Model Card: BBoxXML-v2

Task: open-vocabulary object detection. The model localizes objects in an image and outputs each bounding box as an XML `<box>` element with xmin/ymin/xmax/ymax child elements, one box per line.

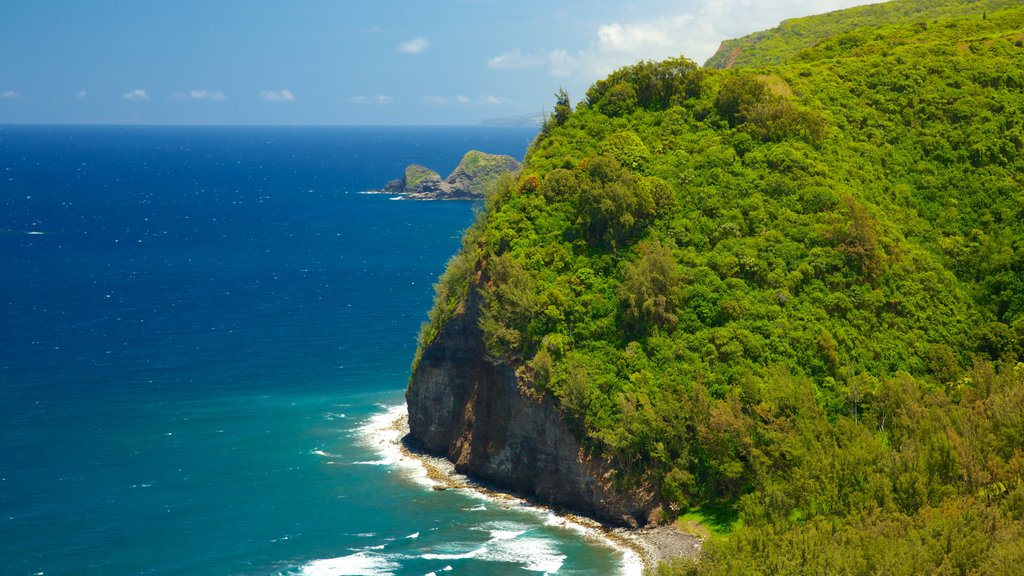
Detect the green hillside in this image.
<box><xmin>704</xmin><ymin>0</ymin><xmax>1021</xmax><ymax>69</ymax></box>
<box><xmin>416</xmin><ymin>1</ymin><xmax>1024</xmax><ymax>572</ymax></box>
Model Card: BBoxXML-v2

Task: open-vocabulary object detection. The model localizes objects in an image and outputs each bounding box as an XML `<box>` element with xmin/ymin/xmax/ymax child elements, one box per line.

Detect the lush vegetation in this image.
<box><xmin>403</xmin><ymin>163</ymin><xmax>440</xmax><ymax>190</ymax></box>
<box><xmin>448</xmin><ymin>150</ymin><xmax>522</xmax><ymax>196</ymax></box>
<box><xmin>415</xmin><ymin>0</ymin><xmax>1024</xmax><ymax>572</ymax></box>
<box><xmin>704</xmin><ymin>0</ymin><xmax>1021</xmax><ymax>69</ymax></box>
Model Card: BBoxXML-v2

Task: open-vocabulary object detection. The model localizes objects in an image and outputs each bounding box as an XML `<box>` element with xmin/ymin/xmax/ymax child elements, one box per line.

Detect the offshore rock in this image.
<box><xmin>406</xmin><ymin>291</ymin><xmax>656</xmax><ymax>527</ymax></box>
<box><xmin>380</xmin><ymin>150</ymin><xmax>520</xmax><ymax>200</ymax></box>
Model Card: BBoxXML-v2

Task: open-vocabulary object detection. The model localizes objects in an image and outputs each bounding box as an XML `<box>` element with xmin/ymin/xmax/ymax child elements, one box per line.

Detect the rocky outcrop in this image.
<box><xmin>405</xmin><ymin>290</ymin><xmax>657</xmax><ymax>527</ymax></box>
<box><xmin>381</xmin><ymin>151</ymin><xmax>520</xmax><ymax>200</ymax></box>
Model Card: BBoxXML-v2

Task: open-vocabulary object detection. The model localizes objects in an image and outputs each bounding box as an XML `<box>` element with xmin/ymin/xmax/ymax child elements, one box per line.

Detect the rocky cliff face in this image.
<box><xmin>406</xmin><ymin>291</ymin><xmax>656</xmax><ymax>527</ymax></box>
<box><xmin>381</xmin><ymin>151</ymin><xmax>520</xmax><ymax>200</ymax></box>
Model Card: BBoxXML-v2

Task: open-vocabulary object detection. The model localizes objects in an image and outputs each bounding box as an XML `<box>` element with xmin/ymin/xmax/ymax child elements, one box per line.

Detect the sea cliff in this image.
<box><xmin>406</xmin><ymin>289</ymin><xmax>656</xmax><ymax>527</ymax></box>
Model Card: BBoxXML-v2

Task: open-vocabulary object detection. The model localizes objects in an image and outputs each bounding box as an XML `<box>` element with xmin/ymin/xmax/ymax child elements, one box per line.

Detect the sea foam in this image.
<box><xmin>359</xmin><ymin>404</ymin><xmax>646</xmax><ymax>576</ymax></box>
<box><xmin>296</xmin><ymin>551</ymin><xmax>399</xmax><ymax>576</ymax></box>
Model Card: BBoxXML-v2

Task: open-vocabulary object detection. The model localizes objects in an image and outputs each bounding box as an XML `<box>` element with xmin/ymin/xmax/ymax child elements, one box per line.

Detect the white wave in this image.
<box><xmin>484</xmin><ymin>535</ymin><xmax>566</xmax><ymax>574</ymax></box>
<box><xmin>463</xmin><ymin>504</ymin><xmax>487</xmax><ymax>511</ymax></box>
<box><xmin>357</xmin><ymin>404</ymin><xmax>643</xmax><ymax>576</ymax></box>
<box><xmin>421</xmin><ymin>546</ymin><xmax>486</xmax><ymax>561</ymax></box>
<box><xmin>297</xmin><ymin>551</ymin><xmax>398</xmax><ymax>576</ymax></box>
<box><xmin>489</xmin><ymin>529</ymin><xmax>526</xmax><ymax>541</ymax></box>
<box><xmin>354</xmin><ymin>404</ymin><xmax>437</xmax><ymax>488</ymax></box>
<box><xmin>353</xmin><ymin>459</ymin><xmax>391</xmax><ymax>466</ymax></box>
<box><xmin>405</xmin><ymin>532</ymin><xmax>419</xmax><ymax>539</ymax></box>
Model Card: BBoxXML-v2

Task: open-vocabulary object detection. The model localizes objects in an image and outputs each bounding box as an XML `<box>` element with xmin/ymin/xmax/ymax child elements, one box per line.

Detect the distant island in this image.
<box><xmin>380</xmin><ymin>150</ymin><xmax>521</xmax><ymax>200</ymax></box>
<box><xmin>479</xmin><ymin>113</ymin><xmax>545</xmax><ymax>128</ymax></box>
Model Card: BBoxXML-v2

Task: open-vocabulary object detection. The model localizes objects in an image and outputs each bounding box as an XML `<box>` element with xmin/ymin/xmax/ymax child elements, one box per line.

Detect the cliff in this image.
<box><xmin>407</xmin><ymin>0</ymin><xmax>1024</xmax><ymax>570</ymax></box>
<box><xmin>383</xmin><ymin>150</ymin><xmax>521</xmax><ymax>200</ymax></box>
<box><xmin>406</xmin><ymin>289</ymin><xmax>656</xmax><ymax>527</ymax></box>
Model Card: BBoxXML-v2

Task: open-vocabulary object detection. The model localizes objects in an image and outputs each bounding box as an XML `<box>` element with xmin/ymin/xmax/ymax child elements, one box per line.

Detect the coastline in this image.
<box><xmin>358</xmin><ymin>403</ymin><xmax>701</xmax><ymax>574</ymax></box>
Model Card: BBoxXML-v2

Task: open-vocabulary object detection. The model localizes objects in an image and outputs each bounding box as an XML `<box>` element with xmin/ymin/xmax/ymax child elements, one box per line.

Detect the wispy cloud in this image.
<box><xmin>487</xmin><ymin>49</ymin><xmax>579</xmax><ymax>78</ymax></box>
<box><xmin>479</xmin><ymin>94</ymin><xmax>512</xmax><ymax>106</ymax></box>
<box><xmin>1</xmin><ymin>90</ymin><xmax>23</xmax><ymax>100</ymax></box>
<box><xmin>261</xmin><ymin>89</ymin><xmax>295</xmax><ymax>103</ymax></box>
<box><xmin>75</xmin><ymin>90</ymin><xmax>88</xmax><ymax>100</ymax></box>
<box><xmin>487</xmin><ymin>49</ymin><xmax>546</xmax><ymax>70</ymax></box>
<box><xmin>123</xmin><ymin>89</ymin><xmax>149</xmax><ymax>101</ymax></box>
<box><xmin>426</xmin><ymin>94</ymin><xmax>511</xmax><ymax>107</ymax></box>
<box><xmin>397</xmin><ymin>37</ymin><xmax>430</xmax><ymax>54</ymax></box>
<box><xmin>350</xmin><ymin>94</ymin><xmax>394</xmax><ymax>105</ymax></box>
<box><xmin>173</xmin><ymin>89</ymin><xmax>225</xmax><ymax>101</ymax></box>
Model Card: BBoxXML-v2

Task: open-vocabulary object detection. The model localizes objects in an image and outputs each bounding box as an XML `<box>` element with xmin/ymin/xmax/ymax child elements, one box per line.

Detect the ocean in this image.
<box><xmin>0</xmin><ymin>125</ymin><xmax>634</xmax><ymax>575</ymax></box>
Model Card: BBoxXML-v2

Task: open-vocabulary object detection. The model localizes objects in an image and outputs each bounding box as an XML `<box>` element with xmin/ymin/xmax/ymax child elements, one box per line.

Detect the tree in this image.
<box><xmin>619</xmin><ymin>240</ymin><xmax>680</xmax><ymax>334</ymax></box>
<box><xmin>543</xmin><ymin>88</ymin><xmax>573</xmax><ymax>133</ymax></box>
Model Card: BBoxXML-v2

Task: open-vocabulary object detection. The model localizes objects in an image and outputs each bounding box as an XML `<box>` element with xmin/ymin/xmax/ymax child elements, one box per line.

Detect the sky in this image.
<box><xmin>0</xmin><ymin>0</ymin><xmax>876</xmax><ymax>125</ymax></box>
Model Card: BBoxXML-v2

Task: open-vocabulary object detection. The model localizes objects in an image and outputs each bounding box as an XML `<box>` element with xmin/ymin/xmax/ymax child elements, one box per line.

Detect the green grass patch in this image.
<box><xmin>676</xmin><ymin>504</ymin><xmax>742</xmax><ymax>540</ymax></box>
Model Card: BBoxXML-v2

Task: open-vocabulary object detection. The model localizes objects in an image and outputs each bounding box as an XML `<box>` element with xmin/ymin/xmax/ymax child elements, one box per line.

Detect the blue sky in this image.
<box><xmin>0</xmin><ymin>0</ymin><xmax>873</xmax><ymax>125</ymax></box>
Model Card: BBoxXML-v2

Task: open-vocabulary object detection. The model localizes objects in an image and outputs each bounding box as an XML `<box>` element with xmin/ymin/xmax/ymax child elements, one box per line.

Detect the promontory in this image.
<box><xmin>408</xmin><ymin>0</ymin><xmax>1024</xmax><ymax>573</ymax></box>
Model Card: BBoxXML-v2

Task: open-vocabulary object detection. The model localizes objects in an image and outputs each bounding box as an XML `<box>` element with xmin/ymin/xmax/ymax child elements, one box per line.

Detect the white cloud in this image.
<box><xmin>350</xmin><ymin>94</ymin><xmax>394</xmax><ymax>105</ymax></box>
<box><xmin>423</xmin><ymin>94</ymin><xmax>510</xmax><ymax>107</ymax></box>
<box><xmin>397</xmin><ymin>37</ymin><xmax>430</xmax><ymax>54</ymax></box>
<box><xmin>596</xmin><ymin>16</ymin><xmax>693</xmax><ymax>54</ymax></box>
<box><xmin>487</xmin><ymin>48</ymin><xmax>580</xmax><ymax>78</ymax></box>
<box><xmin>487</xmin><ymin>0</ymin><xmax>877</xmax><ymax>83</ymax></box>
<box><xmin>1</xmin><ymin>90</ymin><xmax>22</xmax><ymax>99</ymax></box>
<box><xmin>123</xmin><ymin>88</ymin><xmax>149</xmax><ymax>100</ymax></box>
<box><xmin>487</xmin><ymin>49</ymin><xmax>545</xmax><ymax>70</ymax></box>
<box><xmin>261</xmin><ymin>89</ymin><xmax>295</xmax><ymax>102</ymax></box>
<box><xmin>479</xmin><ymin>94</ymin><xmax>512</xmax><ymax>106</ymax></box>
<box><xmin>173</xmin><ymin>89</ymin><xmax>225</xmax><ymax>101</ymax></box>
<box><xmin>548</xmin><ymin>50</ymin><xmax>579</xmax><ymax>78</ymax></box>
<box><xmin>75</xmin><ymin>90</ymin><xmax>87</xmax><ymax>99</ymax></box>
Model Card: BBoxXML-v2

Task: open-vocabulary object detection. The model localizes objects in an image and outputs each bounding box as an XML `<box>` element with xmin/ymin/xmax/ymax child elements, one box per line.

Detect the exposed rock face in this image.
<box><xmin>381</xmin><ymin>151</ymin><xmax>520</xmax><ymax>200</ymax></box>
<box><xmin>406</xmin><ymin>291</ymin><xmax>656</xmax><ymax>527</ymax></box>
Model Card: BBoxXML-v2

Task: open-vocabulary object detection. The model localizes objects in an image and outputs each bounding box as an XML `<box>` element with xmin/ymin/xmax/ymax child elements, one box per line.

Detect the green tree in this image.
<box><xmin>619</xmin><ymin>240</ymin><xmax>680</xmax><ymax>334</ymax></box>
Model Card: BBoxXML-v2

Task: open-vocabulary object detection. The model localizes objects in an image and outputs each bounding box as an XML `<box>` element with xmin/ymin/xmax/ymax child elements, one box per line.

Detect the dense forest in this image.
<box><xmin>414</xmin><ymin>0</ymin><xmax>1024</xmax><ymax>572</ymax></box>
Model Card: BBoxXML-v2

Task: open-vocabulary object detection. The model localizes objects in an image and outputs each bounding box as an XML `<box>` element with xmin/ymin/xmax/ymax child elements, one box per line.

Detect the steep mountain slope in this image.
<box><xmin>705</xmin><ymin>0</ymin><xmax>1021</xmax><ymax>69</ymax></box>
<box><xmin>409</xmin><ymin>0</ymin><xmax>1024</xmax><ymax>572</ymax></box>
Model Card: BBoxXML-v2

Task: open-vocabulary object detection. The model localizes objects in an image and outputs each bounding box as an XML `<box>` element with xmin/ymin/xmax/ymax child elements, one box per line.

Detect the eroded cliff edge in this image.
<box><xmin>405</xmin><ymin>290</ymin><xmax>656</xmax><ymax>527</ymax></box>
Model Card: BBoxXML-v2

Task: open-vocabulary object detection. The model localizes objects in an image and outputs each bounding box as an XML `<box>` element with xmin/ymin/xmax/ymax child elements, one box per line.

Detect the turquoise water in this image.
<box><xmin>0</xmin><ymin>126</ymin><xmax>631</xmax><ymax>575</ymax></box>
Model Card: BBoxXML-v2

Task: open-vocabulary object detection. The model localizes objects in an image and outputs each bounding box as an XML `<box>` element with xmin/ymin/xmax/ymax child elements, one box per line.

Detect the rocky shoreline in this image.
<box><xmin>360</xmin><ymin>403</ymin><xmax>701</xmax><ymax>574</ymax></box>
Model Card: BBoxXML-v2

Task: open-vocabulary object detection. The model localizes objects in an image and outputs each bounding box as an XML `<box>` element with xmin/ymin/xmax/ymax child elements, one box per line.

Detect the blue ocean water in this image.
<box><xmin>0</xmin><ymin>126</ymin><xmax>633</xmax><ymax>575</ymax></box>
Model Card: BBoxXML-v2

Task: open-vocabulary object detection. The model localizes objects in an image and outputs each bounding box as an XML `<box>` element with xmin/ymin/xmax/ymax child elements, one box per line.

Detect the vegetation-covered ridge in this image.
<box><xmin>704</xmin><ymin>0</ymin><xmax>1022</xmax><ymax>69</ymax></box>
<box><xmin>414</xmin><ymin>0</ymin><xmax>1024</xmax><ymax>572</ymax></box>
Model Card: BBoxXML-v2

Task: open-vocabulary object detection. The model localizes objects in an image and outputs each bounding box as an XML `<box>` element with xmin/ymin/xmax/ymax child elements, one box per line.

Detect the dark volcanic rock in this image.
<box><xmin>406</xmin><ymin>291</ymin><xmax>656</xmax><ymax>527</ymax></box>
